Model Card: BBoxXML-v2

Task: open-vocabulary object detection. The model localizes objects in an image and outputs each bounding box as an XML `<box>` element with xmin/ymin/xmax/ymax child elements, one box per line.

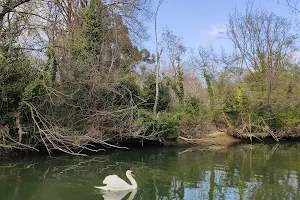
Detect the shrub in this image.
<box><xmin>137</xmin><ymin>109</ymin><xmax>179</xmax><ymax>141</ymax></box>
<box><xmin>170</xmin><ymin>97</ymin><xmax>209</xmax><ymax>125</ymax></box>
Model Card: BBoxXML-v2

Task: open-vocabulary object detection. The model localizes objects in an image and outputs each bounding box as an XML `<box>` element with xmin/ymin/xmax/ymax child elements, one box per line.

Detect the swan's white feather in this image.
<box><xmin>94</xmin><ymin>186</ymin><xmax>110</xmax><ymax>190</ymax></box>
<box><xmin>97</xmin><ymin>174</ymin><xmax>134</xmax><ymax>190</ymax></box>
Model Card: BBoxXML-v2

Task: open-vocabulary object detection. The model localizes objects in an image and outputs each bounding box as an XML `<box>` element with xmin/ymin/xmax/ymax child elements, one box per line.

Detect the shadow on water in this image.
<box><xmin>1</xmin><ymin>143</ymin><xmax>300</xmax><ymax>199</ymax></box>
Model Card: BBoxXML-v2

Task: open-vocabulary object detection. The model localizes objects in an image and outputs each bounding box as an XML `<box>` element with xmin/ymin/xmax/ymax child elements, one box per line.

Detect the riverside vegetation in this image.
<box><xmin>1</xmin><ymin>0</ymin><xmax>300</xmax><ymax>156</ymax></box>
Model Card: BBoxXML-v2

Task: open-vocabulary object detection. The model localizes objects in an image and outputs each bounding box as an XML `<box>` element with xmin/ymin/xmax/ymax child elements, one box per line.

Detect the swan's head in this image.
<box><xmin>126</xmin><ymin>170</ymin><xmax>135</xmax><ymax>177</ymax></box>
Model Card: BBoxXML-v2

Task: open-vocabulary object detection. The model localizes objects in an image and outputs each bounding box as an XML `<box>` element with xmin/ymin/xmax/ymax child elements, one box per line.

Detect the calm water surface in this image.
<box><xmin>1</xmin><ymin>143</ymin><xmax>300</xmax><ymax>200</ymax></box>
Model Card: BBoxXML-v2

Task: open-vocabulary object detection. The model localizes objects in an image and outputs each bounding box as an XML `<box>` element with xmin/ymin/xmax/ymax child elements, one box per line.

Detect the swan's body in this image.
<box><xmin>95</xmin><ymin>170</ymin><xmax>137</xmax><ymax>191</ymax></box>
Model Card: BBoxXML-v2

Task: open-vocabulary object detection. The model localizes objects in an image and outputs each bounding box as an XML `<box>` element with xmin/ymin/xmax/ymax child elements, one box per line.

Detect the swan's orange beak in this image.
<box><xmin>131</xmin><ymin>172</ymin><xmax>135</xmax><ymax>177</ymax></box>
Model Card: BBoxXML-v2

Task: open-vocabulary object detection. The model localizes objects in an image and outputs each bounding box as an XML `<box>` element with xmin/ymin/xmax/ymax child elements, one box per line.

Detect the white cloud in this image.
<box><xmin>207</xmin><ymin>25</ymin><xmax>226</xmax><ymax>38</ymax></box>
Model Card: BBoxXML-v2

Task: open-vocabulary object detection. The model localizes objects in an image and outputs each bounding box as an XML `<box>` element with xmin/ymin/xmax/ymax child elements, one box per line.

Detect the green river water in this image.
<box><xmin>1</xmin><ymin>143</ymin><xmax>300</xmax><ymax>200</ymax></box>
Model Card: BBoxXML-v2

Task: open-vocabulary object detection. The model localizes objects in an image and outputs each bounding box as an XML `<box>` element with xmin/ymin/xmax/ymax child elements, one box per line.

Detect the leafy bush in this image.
<box><xmin>0</xmin><ymin>48</ymin><xmax>37</xmax><ymax>125</ymax></box>
<box><xmin>171</xmin><ymin>97</ymin><xmax>209</xmax><ymax>124</ymax></box>
<box><xmin>137</xmin><ymin>109</ymin><xmax>179</xmax><ymax>141</ymax></box>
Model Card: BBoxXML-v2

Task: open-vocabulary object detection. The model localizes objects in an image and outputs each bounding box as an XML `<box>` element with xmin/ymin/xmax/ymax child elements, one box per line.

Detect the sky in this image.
<box><xmin>143</xmin><ymin>0</ymin><xmax>297</xmax><ymax>54</ymax></box>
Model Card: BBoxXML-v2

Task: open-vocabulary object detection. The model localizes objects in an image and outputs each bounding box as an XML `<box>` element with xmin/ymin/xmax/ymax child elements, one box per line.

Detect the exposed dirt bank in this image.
<box><xmin>178</xmin><ymin>130</ymin><xmax>242</xmax><ymax>147</ymax></box>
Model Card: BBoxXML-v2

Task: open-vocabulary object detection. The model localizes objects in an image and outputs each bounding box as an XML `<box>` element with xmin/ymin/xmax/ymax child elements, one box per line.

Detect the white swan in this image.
<box><xmin>95</xmin><ymin>170</ymin><xmax>137</xmax><ymax>191</ymax></box>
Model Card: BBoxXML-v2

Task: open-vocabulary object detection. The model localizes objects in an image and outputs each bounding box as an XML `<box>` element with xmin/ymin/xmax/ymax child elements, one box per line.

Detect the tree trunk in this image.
<box><xmin>153</xmin><ymin>0</ymin><xmax>163</xmax><ymax>116</ymax></box>
<box><xmin>16</xmin><ymin>113</ymin><xmax>23</xmax><ymax>143</ymax></box>
<box><xmin>204</xmin><ymin>70</ymin><xmax>214</xmax><ymax>111</ymax></box>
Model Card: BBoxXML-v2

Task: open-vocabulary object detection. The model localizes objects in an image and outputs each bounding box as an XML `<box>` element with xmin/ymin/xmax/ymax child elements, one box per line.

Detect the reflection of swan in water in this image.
<box><xmin>101</xmin><ymin>189</ymin><xmax>137</xmax><ymax>200</ymax></box>
<box><xmin>95</xmin><ymin>170</ymin><xmax>137</xmax><ymax>191</ymax></box>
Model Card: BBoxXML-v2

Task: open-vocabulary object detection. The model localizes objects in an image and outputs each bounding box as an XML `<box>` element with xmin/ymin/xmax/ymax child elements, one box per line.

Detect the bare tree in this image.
<box><xmin>162</xmin><ymin>28</ymin><xmax>186</xmax><ymax>80</ymax></box>
<box><xmin>282</xmin><ymin>0</ymin><xmax>300</xmax><ymax>13</ymax></box>
<box><xmin>192</xmin><ymin>46</ymin><xmax>218</xmax><ymax>111</ymax></box>
<box><xmin>0</xmin><ymin>0</ymin><xmax>31</xmax><ymax>33</ymax></box>
<box><xmin>228</xmin><ymin>10</ymin><xmax>296</xmax><ymax>72</ymax></box>
<box><xmin>227</xmin><ymin>9</ymin><xmax>297</xmax><ymax>102</ymax></box>
<box><xmin>153</xmin><ymin>0</ymin><xmax>163</xmax><ymax>116</ymax></box>
<box><xmin>161</xmin><ymin>28</ymin><xmax>186</xmax><ymax>104</ymax></box>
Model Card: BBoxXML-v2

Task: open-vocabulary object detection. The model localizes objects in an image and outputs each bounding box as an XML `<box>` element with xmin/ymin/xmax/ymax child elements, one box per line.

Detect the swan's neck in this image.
<box><xmin>126</xmin><ymin>174</ymin><xmax>137</xmax><ymax>189</ymax></box>
<box><xmin>127</xmin><ymin>189</ymin><xmax>137</xmax><ymax>200</ymax></box>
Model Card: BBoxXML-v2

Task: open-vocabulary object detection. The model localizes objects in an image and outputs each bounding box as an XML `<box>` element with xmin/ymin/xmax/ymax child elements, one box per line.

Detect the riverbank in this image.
<box><xmin>178</xmin><ymin>130</ymin><xmax>241</xmax><ymax>147</ymax></box>
<box><xmin>2</xmin><ymin>122</ymin><xmax>300</xmax><ymax>158</ymax></box>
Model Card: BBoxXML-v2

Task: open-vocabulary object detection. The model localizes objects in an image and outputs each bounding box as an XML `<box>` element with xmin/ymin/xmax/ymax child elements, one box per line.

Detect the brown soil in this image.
<box><xmin>179</xmin><ymin>130</ymin><xmax>241</xmax><ymax>147</ymax></box>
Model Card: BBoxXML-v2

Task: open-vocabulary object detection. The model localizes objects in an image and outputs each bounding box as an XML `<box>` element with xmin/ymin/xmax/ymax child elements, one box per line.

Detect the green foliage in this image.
<box><xmin>171</xmin><ymin>97</ymin><xmax>209</xmax><ymax>124</ymax></box>
<box><xmin>216</xmin><ymin>63</ymin><xmax>300</xmax><ymax>136</ymax></box>
<box><xmin>0</xmin><ymin>48</ymin><xmax>37</xmax><ymax>125</ymax></box>
<box><xmin>118</xmin><ymin>72</ymin><xmax>143</xmax><ymax>105</ymax></box>
<box><xmin>78</xmin><ymin>0</ymin><xmax>140</xmax><ymax>72</ymax></box>
<box><xmin>82</xmin><ymin>0</ymin><xmax>107</xmax><ymax>47</ymax></box>
<box><xmin>141</xmin><ymin>73</ymin><xmax>171</xmax><ymax>111</ymax></box>
<box><xmin>0</xmin><ymin>50</ymin><xmax>7</xmax><ymax>62</ymax></box>
<box><xmin>204</xmin><ymin>71</ymin><xmax>214</xmax><ymax>111</ymax></box>
<box><xmin>177</xmin><ymin>66</ymin><xmax>185</xmax><ymax>104</ymax></box>
<box><xmin>137</xmin><ymin>109</ymin><xmax>179</xmax><ymax>141</ymax></box>
<box><xmin>22</xmin><ymin>76</ymin><xmax>47</xmax><ymax>102</ymax></box>
<box><xmin>140</xmin><ymin>49</ymin><xmax>155</xmax><ymax>63</ymax></box>
<box><xmin>45</xmin><ymin>47</ymin><xmax>58</xmax><ymax>84</ymax></box>
<box><xmin>277</xmin><ymin>105</ymin><xmax>300</xmax><ymax>126</ymax></box>
<box><xmin>165</xmin><ymin>67</ymin><xmax>185</xmax><ymax>105</ymax></box>
<box><xmin>222</xmin><ymin>84</ymin><xmax>250</xmax><ymax>121</ymax></box>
